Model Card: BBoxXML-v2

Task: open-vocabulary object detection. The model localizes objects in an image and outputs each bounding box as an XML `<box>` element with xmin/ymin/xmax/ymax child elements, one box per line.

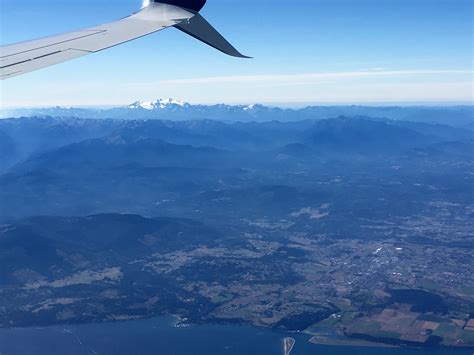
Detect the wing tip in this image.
<box><xmin>235</xmin><ymin>53</ymin><xmax>253</xmax><ymax>59</ymax></box>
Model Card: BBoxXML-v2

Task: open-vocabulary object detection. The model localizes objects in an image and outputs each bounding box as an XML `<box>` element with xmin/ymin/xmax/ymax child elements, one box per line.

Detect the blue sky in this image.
<box><xmin>1</xmin><ymin>0</ymin><xmax>472</xmax><ymax>107</ymax></box>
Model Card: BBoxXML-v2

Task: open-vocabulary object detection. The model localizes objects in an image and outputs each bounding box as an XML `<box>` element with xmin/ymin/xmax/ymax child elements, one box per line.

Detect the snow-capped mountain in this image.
<box><xmin>0</xmin><ymin>98</ymin><xmax>275</xmax><ymax>121</ymax></box>
<box><xmin>127</xmin><ymin>98</ymin><xmax>188</xmax><ymax>110</ymax></box>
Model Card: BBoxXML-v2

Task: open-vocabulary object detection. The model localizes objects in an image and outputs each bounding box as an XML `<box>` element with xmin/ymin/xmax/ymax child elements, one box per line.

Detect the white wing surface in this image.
<box><xmin>1</xmin><ymin>4</ymin><xmax>194</xmax><ymax>79</ymax></box>
<box><xmin>1</xmin><ymin>1</ymin><xmax>249</xmax><ymax>80</ymax></box>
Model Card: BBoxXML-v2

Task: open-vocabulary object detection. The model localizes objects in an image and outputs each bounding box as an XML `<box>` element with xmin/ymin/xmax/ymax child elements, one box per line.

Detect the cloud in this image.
<box><xmin>157</xmin><ymin>70</ymin><xmax>473</xmax><ymax>86</ymax></box>
<box><xmin>2</xmin><ymin>69</ymin><xmax>472</xmax><ymax>108</ymax></box>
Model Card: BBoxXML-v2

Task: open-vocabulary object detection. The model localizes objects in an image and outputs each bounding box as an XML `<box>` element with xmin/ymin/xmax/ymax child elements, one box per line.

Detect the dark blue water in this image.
<box><xmin>0</xmin><ymin>317</ymin><xmax>471</xmax><ymax>355</ymax></box>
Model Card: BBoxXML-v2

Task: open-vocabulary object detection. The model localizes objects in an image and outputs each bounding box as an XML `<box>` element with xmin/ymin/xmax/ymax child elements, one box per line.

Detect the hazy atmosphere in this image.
<box><xmin>1</xmin><ymin>0</ymin><xmax>473</xmax><ymax>107</ymax></box>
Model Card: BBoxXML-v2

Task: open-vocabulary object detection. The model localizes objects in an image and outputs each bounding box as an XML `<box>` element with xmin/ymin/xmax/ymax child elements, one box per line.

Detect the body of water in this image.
<box><xmin>0</xmin><ymin>317</ymin><xmax>472</xmax><ymax>355</ymax></box>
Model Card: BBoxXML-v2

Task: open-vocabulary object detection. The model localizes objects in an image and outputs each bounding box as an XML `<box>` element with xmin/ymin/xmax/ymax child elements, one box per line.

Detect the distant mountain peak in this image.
<box><xmin>2</xmin><ymin>103</ymin><xmax>473</xmax><ymax>127</ymax></box>
<box><xmin>127</xmin><ymin>98</ymin><xmax>188</xmax><ymax>110</ymax></box>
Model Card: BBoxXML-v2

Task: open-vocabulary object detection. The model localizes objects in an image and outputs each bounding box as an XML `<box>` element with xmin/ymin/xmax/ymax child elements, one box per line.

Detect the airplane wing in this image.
<box><xmin>0</xmin><ymin>0</ymin><xmax>249</xmax><ymax>80</ymax></box>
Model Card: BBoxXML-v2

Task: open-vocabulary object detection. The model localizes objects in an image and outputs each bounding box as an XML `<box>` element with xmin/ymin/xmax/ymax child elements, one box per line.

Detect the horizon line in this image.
<box><xmin>1</xmin><ymin>100</ymin><xmax>474</xmax><ymax>111</ymax></box>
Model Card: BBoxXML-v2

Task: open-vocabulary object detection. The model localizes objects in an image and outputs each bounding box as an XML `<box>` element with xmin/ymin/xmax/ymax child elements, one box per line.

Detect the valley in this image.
<box><xmin>0</xmin><ymin>111</ymin><xmax>473</xmax><ymax>348</ymax></box>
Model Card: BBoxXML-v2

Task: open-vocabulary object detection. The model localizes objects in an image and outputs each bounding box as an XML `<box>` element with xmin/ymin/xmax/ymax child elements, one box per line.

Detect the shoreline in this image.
<box><xmin>1</xmin><ymin>317</ymin><xmax>473</xmax><ymax>351</ymax></box>
<box><xmin>306</xmin><ymin>333</ymin><xmax>474</xmax><ymax>351</ymax></box>
<box><xmin>308</xmin><ymin>334</ymin><xmax>398</xmax><ymax>348</ymax></box>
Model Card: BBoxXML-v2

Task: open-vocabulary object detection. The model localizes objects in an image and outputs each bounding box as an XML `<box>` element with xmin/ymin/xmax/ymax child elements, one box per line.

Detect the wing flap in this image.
<box><xmin>0</xmin><ymin>31</ymin><xmax>104</xmax><ymax>68</ymax></box>
<box><xmin>0</xmin><ymin>30</ymin><xmax>105</xmax><ymax>58</ymax></box>
<box><xmin>1</xmin><ymin>49</ymin><xmax>90</xmax><ymax>79</ymax></box>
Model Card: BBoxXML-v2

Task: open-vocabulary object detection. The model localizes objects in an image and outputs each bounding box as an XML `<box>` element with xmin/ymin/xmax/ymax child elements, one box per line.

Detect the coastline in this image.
<box><xmin>1</xmin><ymin>316</ymin><xmax>473</xmax><ymax>352</ymax></box>
<box><xmin>306</xmin><ymin>332</ymin><xmax>474</xmax><ymax>351</ymax></box>
<box><xmin>309</xmin><ymin>334</ymin><xmax>398</xmax><ymax>348</ymax></box>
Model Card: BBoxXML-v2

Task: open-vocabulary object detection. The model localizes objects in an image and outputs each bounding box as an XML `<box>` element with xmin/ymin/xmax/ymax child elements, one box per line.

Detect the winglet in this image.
<box><xmin>174</xmin><ymin>14</ymin><xmax>251</xmax><ymax>58</ymax></box>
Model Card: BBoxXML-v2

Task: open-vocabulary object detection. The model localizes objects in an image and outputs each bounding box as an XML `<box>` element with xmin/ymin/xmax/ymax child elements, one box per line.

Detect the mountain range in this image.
<box><xmin>1</xmin><ymin>114</ymin><xmax>472</xmax><ymax>221</ymax></box>
<box><xmin>2</xmin><ymin>99</ymin><xmax>473</xmax><ymax>127</ymax></box>
<box><xmin>1</xmin><ymin>115</ymin><xmax>471</xmax><ymax>174</ymax></box>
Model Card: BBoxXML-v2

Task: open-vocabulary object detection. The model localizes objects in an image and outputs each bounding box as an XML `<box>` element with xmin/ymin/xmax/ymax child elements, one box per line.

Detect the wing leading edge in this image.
<box><xmin>0</xmin><ymin>1</ymin><xmax>249</xmax><ymax>80</ymax></box>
